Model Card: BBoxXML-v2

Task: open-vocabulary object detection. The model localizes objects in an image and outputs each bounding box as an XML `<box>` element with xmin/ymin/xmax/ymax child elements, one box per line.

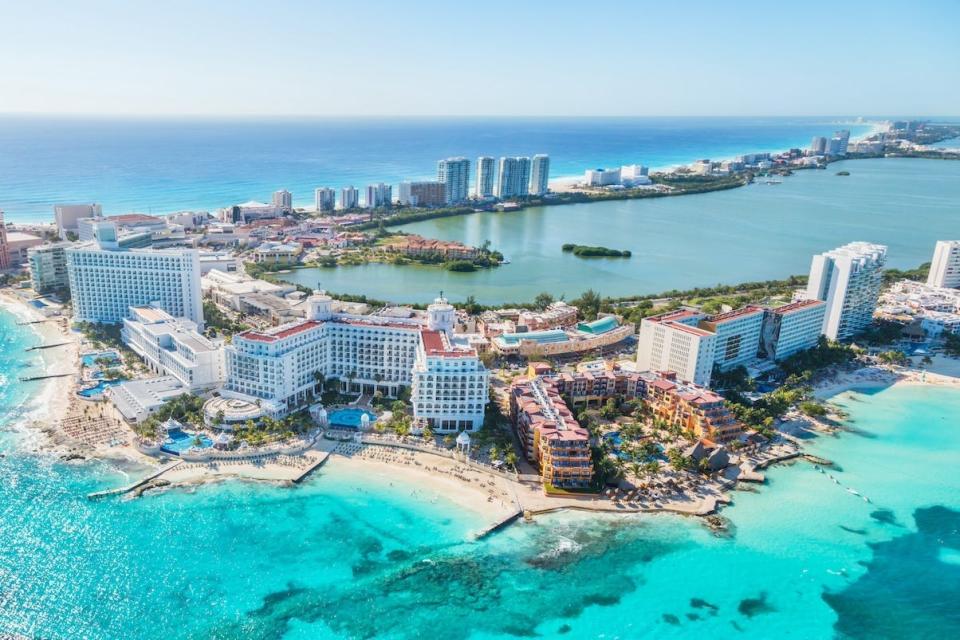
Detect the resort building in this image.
<box><xmin>201</xmin><ymin>269</ymin><xmax>296</xmax><ymax>313</ymax></box>
<box><xmin>2</xmin><ymin>231</ymin><xmax>44</xmax><ymax>268</ymax></box>
<box><xmin>636</xmin><ymin>310</ymin><xmax>716</xmax><ymax>386</ymax></box>
<box><xmin>197</xmin><ymin>251</ymin><xmax>239</xmax><ymax>275</ymax></box>
<box><xmin>0</xmin><ymin>210</ymin><xmax>8</xmax><ymax>270</ymax></box>
<box><xmin>549</xmin><ymin>368</ymin><xmax>647</xmax><ymax>406</ymax></box>
<box><xmin>108</xmin><ymin>376</ymin><xmax>189</xmax><ymax>424</ymax></box>
<box><xmin>475</xmin><ymin>156</ymin><xmax>496</xmax><ymax>198</ymax></box>
<box><xmin>220</xmin><ymin>201</ymin><xmax>282</xmax><ymax>224</ymax></box>
<box><xmin>272</xmin><ymin>190</ymin><xmax>293</xmax><ymax>214</ymax></box>
<box><xmin>809</xmin><ymin>136</ymin><xmax>827</xmax><ymax>155</ymax></box>
<box><xmin>645</xmin><ymin>375</ymin><xmax>742</xmax><ymax>442</ymax></box>
<box><xmin>215</xmin><ymin>294</ymin><xmax>488</xmax><ymax>431</ymax></box>
<box><xmin>758</xmin><ymin>300</ymin><xmax>827</xmax><ymax>361</ymax></box>
<box><xmin>927</xmin><ymin>240</ymin><xmax>960</xmax><ymax>289</ymax></box>
<box><xmin>584</xmin><ymin>167</ymin><xmax>621</xmax><ymax>187</ymax></box>
<box><xmin>55</xmin><ymin>203</ymin><xmax>101</xmax><ymax>239</ymax></box>
<box><xmin>529</xmin><ymin>154</ymin><xmax>550</xmax><ymax>196</ymax></box>
<box><xmin>385</xmin><ymin>235</ymin><xmax>479</xmax><ymax>260</ymax></box>
<box><xmin>516</xmin><ymin>301</ymin><xmax>579</xmax><ymax>332</ymax></box>
<box><xmin>250</xmin><ymin>241</ymin><xmax>302</xmax><ymax>265</ymax></box>
<box><xmin>492</xmin><ymin>316</ymin><xmax>634</xmax><ymax>358</ymax></box>
<box><xmin>806</xmin><ymin>241</ymin><xmax>887</xmax><ymax>340</ymax></box>
<box><xmin>510</xmin><ymin>377</ymin><xmax>593</xmax><ymax>489</ymax></box>
<box><xmin>339</xmin><ymin>187</ymin><xmax>359</xmax><ymax>210</ymax></box>
<box><xmin>364</xmin><ymin>183</ymin><xmax>392</xmax><ymax>209</ymax></box>
<box><xmin>437</xmin><ymin>157</ymin><xmax>471</xmax><ymax>204</ymax></box>
<box><xmin>27</xmin><ymin>242</ymin><xmax>72</xmax><ymax>294</ymax></box>
<box><xmin>65</xmin><ymin>237</ymin><xmax>204</xmax><ymax>326</ymax></box>
<box><xmin>122</xmin><ymin>305</ymin><xmax>225</xmax><ymax>392</ymax></box>
<box><xmin>495</xmin><ymin>157</ymin><xmax>531</xmax><ymax>198</ymax></box>
<box><xmin>698</xmin><ymin>306</ymin><xmax>764</xmax><ymax>371</ymax></box>
<box><xmin>314</xmin><ymin>187</ymin><xmax>336</xmax><ymax>212</ymax></box>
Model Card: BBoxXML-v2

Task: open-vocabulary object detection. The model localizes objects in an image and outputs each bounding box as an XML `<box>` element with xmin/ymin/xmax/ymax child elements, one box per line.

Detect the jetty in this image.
<box><xmin>19</xmin><ymin>372</ymin><xmax>73</xmax><ymax>382</ymax></box>
<box><xmin>17</xmin><ymin>319</ymin><xmax>49</xmax><ymax>325</ymax></box>
<box><xmin>87</xmin><ymin>461</ymin><xmax>182</xmax><ymax>500</ymax></box>
<box><xmin>292</xmin><ymin>450</ymin><xmax>331</xmax><ymax>483</ymax></box>
<box><xmin>474</xmin><ymin>509</ymin><xmax>523</xmax><ymax>539</ymax></box>
<box><xmin>25</xmin><ymin>342</ymin><xmax>72</xmax><ymax>351</ymax></box>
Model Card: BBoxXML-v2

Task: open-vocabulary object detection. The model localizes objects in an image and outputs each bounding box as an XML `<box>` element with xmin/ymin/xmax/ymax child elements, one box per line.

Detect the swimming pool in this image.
<box><xmin>160</xmin><ymin>429</ymin><xmax>213</xmax><ymax>455</ymax></box>
<box><xmin>81</xmin><ymin>351</ymin><xmax>121</xmax><ymax>368</ymax></box>
<box><xmin>29</xmin><ymin>299</ymin><xmax>48</xmax><ymax>309</ymax></box>
<box><xmin>77</xmin><ymin>379</ymin><xmax>126</xmax><ymax>398</ymax></box>
<box><xmin>328</xmin><ymin>408</ymin><xmax>377</xmax><ymax>429</ymax></box>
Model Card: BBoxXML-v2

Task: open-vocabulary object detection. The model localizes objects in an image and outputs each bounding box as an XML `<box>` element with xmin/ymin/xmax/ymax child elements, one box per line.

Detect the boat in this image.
<box><xmin>765</xmin><ymin>179</ymin><xmax>782</xmax><ymax>185</ymax></box>
<box><xmin>846</xmin><ymin>488</ymin><xmax>861</xmax><ymax>496</ymax></box>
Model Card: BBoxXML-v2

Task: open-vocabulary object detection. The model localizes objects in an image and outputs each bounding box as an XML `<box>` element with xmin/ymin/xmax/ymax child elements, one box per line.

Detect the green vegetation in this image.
<box><xmin>133</xmin><ymin>394</ymin><xmax>206</xmax><ymax>439</ymax></box>
<box><xmin>945</xmin><ymin>333</ymin><xmax>960</xmax><ymax>358</ymax></box>
<box><xmin>561</xmin><ymin>244</ymin><xmax>632</xmax><ymax>258</ymax></box>
<box><xmin>883</xmin><ymin>262</ymin><xmax>930</xmax><ymax>284</ymax></box>
<box><xmin>202</xmin><ymin>301</ymin><xmax>248</xmax><ymax>336</ymax></box>
<box><xmin>445</xmin><ymin>260</ymin><xmax>477</xmax><ymax>272</ymax></box>
<box><xmin>877</xmin><ymin>350</ymin><xmax>909</xmax><ymax>365</ymax></box>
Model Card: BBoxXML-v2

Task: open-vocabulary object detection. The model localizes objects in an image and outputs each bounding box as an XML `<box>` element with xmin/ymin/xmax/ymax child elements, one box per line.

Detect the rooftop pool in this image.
<box><xmin>328</xmin><ymin>408</ymin><xmax>377</xmax><ymax>429</ymax></box>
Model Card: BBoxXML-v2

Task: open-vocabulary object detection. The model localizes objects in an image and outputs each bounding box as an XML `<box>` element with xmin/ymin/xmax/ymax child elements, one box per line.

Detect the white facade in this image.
<box><xmin>584</xmin><ymin>168</ymin><xmax>621</xmax><ymax>186</ymax></box>
<box><xmin>272</xmin><ymin>189</ymin><xmax>293</xmax><ymax>213</ymax></box>
<box><xmin>314</xmin><ymin>187</ymin><xmax>336</xmax><ymax>212</ymax></box>
<box><xmin>759</xmin><ymin>300</ymin><xmax>827</xmax><ymax>361</ymax></box>
<box><xmin>475</xmin><ymin>156</ymin><xmax>496</xmax><ymax>198</ymax></box>
<box><xmin>411</xmin><ymin>329</ymin><xmax>489</xmax><ymax>431</ymax></box>
<box><xmin>222</xmin><ymin>295</ymin><xmax>488</xmax><ymax>430</ymax></box>
<box><xmin>700</xmin><ymin>307</ymin><xmax>765</xmax><ymax>371</ymax></box>
<box><xmin>496</xmin><ymin>157</ymin><xmax>531</xmax><ymax>198</ymax></box>
<box><xmin>122</xmin><ymin>306</ymin><xmax>225</xmax><ymax>391</ymax></box>
<box><xmin>529</xmin><ymin>154</ymin><xmax>550</xmax><ymax>196</ymax></box>
<box><xmin>437</xmin><ymin>157</ymin><xmax>471</xmax><ymax>204</ymax></box>
<box><xmin>364</xmin><ymin>183</ymin><xmax>392</xmax><ymax>208</ymax></box>
<box><xmin>108</xmin><ymin>376</ymin><xmax>187</xmax><ymax>423</ymax></box>
<box><xmin>28</xmin><ymin>242</ymin><xmax>71</xmax><ymax>293</ymax></box>
<box><xmin>66</xmin><ymin>244</ymin><xmax>204</xmax><ymax>326</ymax></box>
<box><xmin>927</xmin><ymin>240</ymin><xmax>960</xmax><ymax>289</ymax></box>
<box><xmin>55</xmin><ymin>203</ymin><xmax>101</xmax><ymax>238</ymax></box>
<box><xmin>637</xmin><ymin>310</ymin><xmax>716</xmax><ymax>387</ymax></box>
<box><xmin>806</xmin><ymin>242</ymin><xmax>887</xmax><ymax>340</ymax></box>
<box><xmin>339</xmin><ymin>186</ymin><xmax>359</xmax><ymax>210</ymax></box>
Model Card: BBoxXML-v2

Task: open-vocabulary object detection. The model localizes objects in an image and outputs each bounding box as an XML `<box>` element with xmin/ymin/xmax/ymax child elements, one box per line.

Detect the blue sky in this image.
<box><xmin>0</xmin><ymin>0</ymin><xmax>957</xmax><ymax>116</ymax></box>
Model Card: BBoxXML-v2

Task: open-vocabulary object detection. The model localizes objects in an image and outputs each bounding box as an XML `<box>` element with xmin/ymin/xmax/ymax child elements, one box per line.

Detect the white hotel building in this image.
<box><xmin>698</xmin><ymin>306</ymin><xmax>765</xmax><ymax>371</ymax></box>
<box><xmin>928</xmin><ymin>240</ymin><xmax>960</xmax><ymax>289</ymax></box>
<box><xmin>757</xmin><ymin>300</ymin><xmax>827</xmax><ymax>361</ymax></box>
<box><xmin>122</xmin><ymin>305</ymin><xmax>225</xmax><ymax>392</ymax></box>
<box><xmin>807</xmin><ymin>242</ymin><xmax>887</xmax><ymax>340</ymax></box>
<box><xmin>65</xmin><ymin>231</ymin><xmax>204</xmax><ymax>326</ymax></box>
<box><xmin>215</xmin><ymin>295</ymin><xmax>488</xmax><ymax>431</ymax></box>
<box><xmin>637</xmin><ymin>309</ymin><xmax>717</xmax><ymax>387</ymax></box>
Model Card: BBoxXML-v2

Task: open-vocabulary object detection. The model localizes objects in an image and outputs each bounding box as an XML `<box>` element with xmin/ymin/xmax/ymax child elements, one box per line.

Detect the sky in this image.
<box><xmin>0</xmin><ymin>0</ymin><xmax>957</xmax><ymax>117</ymax></box>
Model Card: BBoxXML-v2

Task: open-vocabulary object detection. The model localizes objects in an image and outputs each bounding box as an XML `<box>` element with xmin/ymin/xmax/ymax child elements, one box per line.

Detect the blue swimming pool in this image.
<box><xmin>328</xmin><ymin>408</ymin><xmax>377</xmax><ymax>429</ymax></box>
<box><xmin>77</xmin><ymin>379</ymin><xmax>126</xmax><ymax>398</ymax></box>
<box><xmin>81</xmin><ymin>351</ymin><xmax>121</xmax><ymax>368</ymax></box>
<box><xmin>161</xmin><ymin>429</ymin><xmax>213</xmax><ymax>455</ymax></box>
<box><xmin>29</xmin><ymin>299</ymin><xmax>48</xmax><ymax>309</ymax></box>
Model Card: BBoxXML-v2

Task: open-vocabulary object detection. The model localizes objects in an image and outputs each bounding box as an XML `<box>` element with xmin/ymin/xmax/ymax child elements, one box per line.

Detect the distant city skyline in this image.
<box><xmin>1</xmin><ymin>0</ymin><xmax>957</xmax><ymax>117</ymax></box>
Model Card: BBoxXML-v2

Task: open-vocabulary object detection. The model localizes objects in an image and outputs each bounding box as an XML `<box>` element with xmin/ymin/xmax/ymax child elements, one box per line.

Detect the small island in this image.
<box><xmin>562</xmin><ymin>243</ymin><xmax>632</xmax><ymax>258</ymax></box>
<box><xmin>836</xmin><ymin>170</ymin><xmax>851</xmax><ymax>176</ymax></box>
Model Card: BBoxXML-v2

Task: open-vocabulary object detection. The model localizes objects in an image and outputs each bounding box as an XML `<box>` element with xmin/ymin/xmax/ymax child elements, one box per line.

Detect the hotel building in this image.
<box><xmin>315</xmin><ymin>187</ymin><xmax>336</xmax><ymax>212</ymax></box>
<box><xmin>217</xmin><ymin>295</ymin><xmax>488</xmax><ymax>431</ymax></box>
<box><xmin>402</xmin><ymin>181</ymin><xmax>446</xmax><ymax>208</ymax></box>
<box><xmin>437</xmin><ymin>157</ymin><xmax>471</xmax><ymax>204</ymax></box>
<box><xmin>65</xmin><ymin>229</ymin><xmax>203</xmax><ymax>326</ymax></box>
<box><xmin>496</xmin><ymin>157</ymin><xmax>531</xmax><ymax>198</ymax></box>
<box><xmin>55</xmin><ymin>203</ymin><xmax>102</xmax><ymax>239</ymax></box>
<box><xmin>636</xmin><ymin>309</ymin><xmax>717</xmax><ymax>386</ymax></box>
<box><xmin>122</xmin><ymin>306</ymin><xmax>225</xmax><ymax>392</ymax></box>
<box><xmin>339</xmin><ymin>187</ymin><xmax>359</xmax><ymax>210</ymax></box>
<box><xmin>272</xmin><ymin>189</ymin><xmax>293</xmax><ymax>214</ymax></box>
<box><xmin>364</xmin><ymin>183</ymin><xmax>392</xmax><ymax>209</ymax></box>
<box><xmin>475</xmin><ymin>156</ymin><xmax>496</xmax><ymax>198</ymax></box>
<box><xmin>928</xmin><ymin>241</ymin><xmax>960</xmax><ymax>289</ymax></box>
<box><xmin>645</xmin><ymin>376</ymin><xmax>742</xmax><ymax>442</ymax></box>
<box><xmin>529</xmin><ymin>154</ymin><xmax>550</xmax><ymax>196</ymax></box>
<box><xmin>758</xmin><ymin>300</ymin><xmax>827</xmax><ymax>361</ymax></box>
<box><xmin>806</xmin><ymin>242</ymin><xmax>887</xmax><ymax>340</ymax></box>
<box><xmin>698</xmin><ymin>306</ymin><xmax>764</xmax><ymax>371</ymax></box>
<box><xmin>27</xmin><ymin>242</ymin><xmax>72</xmax><ymax>293</ymax></box>
<box><xmin>0</xmin><ymin>210</ymin><xmax>8</xmax><ymax>270</ymax></box>
<box><xmin>510</xmin><ymin>377</ymin><xmax>593</xmax><ymax>489</ymax></box>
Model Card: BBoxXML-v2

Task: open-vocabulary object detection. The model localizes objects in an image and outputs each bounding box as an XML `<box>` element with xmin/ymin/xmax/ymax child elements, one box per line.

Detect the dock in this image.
<box><xmin>292</xmin><ymin>450</ymin><xmax>331</xmax><ymax>483</ymax></box>
<box><xmin>474</xmin><ymin>509</ymin><xmax>523</xmax><ymax>540</ymax></box>
<box><xmin>17</xmin><ymin>319</ymin><xmax>49</xmax><ymax>325</ymax></box>
<box><xmin>86</xmin><ymin>461</ymin><xmax>182</xmax><ymax>500</ymax></box>
<box><xmin>19</xmin><ymin>372</ymin><xmax>73</xmax><ymax>382</ymax></box>
<box><xmin>25</xmin><ymin>342</ymin><xmax>72</xmax><ymax>351</ymax></box>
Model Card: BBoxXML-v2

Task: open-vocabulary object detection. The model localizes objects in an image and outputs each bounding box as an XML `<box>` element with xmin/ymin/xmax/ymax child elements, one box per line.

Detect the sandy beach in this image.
<box><xmin>813</xmin><ymin>354</ymin><xmax>960</xmax><ymax>400</ymax></box>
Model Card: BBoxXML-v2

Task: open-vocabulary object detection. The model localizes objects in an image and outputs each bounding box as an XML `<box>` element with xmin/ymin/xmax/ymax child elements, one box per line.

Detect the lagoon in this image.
<box><xmin>282</xmin><ymin>157</ymin><xmax>960</xmax><ymax>305</ymax></box>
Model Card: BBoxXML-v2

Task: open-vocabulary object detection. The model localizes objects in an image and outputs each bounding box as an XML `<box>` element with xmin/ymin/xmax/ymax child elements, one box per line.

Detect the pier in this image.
<box><xmin>87</xmin><ymin>461</ymin><xmax>182</xmax><ymax>500</ymax></box>
<box><xmin>474</xmin><ymin>509</ymin><xmax>523</xmax><ymax>540</ymax></box>
<box><xmin>25</xmin><ymin>342</ymin><xmax>72</xmax><ymax>351</ymax></box>
<box><xmin>19</xmin><ymin>372</ymin><xmax>73</xmax><ymax>382</ymax></box>
<box><xmin>17</xmin><ymin>319</ymin><xmax>49</xmax><ymax>325</ymax></box>
<box><xmin>292</xmin><ymin>450</ymin><xmax>331</xmax><ymax>483</ymax></box>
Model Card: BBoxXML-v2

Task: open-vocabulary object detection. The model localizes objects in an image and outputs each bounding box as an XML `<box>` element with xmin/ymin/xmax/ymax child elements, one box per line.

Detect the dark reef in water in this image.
<box><xmin>869</xmin><ymin>508</ymin><xmax>902</xmax><ymax>527</ymax></box>
<box><xmin>737</xmin><ymin>592</ymin><xmax>776</xmax><ymax>618</ymax></box>
<box><xmin>839</xmin><ymin>525</ymin><xmax>867</xmax><ymax>535</ymax></box>
<box><xmin>824</xmin><ymin>505</ymin><xmax>960</xmax><ymax>639</ymax></box>
<box><xmin>662</xmin><ymin>613</ymin><xmax>681</xmax><ymax>625</ymax></box>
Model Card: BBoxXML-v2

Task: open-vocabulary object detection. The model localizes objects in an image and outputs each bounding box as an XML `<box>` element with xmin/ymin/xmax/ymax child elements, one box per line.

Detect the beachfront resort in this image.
<box><xmin>2</xmin><ymin>122</ymin><xmax>960</xmax><ymax>526</ymax></box>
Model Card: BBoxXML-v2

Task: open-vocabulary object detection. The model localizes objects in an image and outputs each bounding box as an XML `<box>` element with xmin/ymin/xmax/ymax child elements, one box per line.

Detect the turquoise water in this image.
<box><xmin>81</xmin><ymin>351</ymin><xmax>120</xmax><ymax>367</ymax></box>
<box><xmin>160</xmin><ymin>429</ymin><xmax>214</xmax><ymax>455</ymax></box>
<box><xmin>2</xmin><ymin>304</ymin><xmax>960</xmax><ymax>638</ymax></box>
<box><xmin>284</xmin><ymin>157</ymin><xmax>960</xmax><ymax>304</ymax></box>
<box><xmin>0</xmin><ymin>116</ymin><xmax>874</xmax><ymax>223</ymax></box>
<box><xmin>77</xmin><ymin>378</ymin><xmax>126</xmax><ymax>398</ymax></box>
<box><xmin>328</xmin><ymin>408</ymin><xmax>377</xmax><ymax>429</ymax></box>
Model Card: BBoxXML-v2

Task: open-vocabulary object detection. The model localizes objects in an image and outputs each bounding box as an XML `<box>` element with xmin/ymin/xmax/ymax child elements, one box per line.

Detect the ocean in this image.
<box><xmin>0</xmin><ymin>116</ymin><xmax>873</xmax><ymax>223</ymax></box>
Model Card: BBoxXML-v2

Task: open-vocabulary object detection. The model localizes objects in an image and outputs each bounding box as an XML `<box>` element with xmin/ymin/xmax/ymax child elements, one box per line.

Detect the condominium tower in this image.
<box><xmin>437</xmin><ymin>157</ymin><xmax>471</xmax><ymax>204</ymax></box>
<box><xmin>529</xmin><ymin>154</ymin><xmax>550</xmax><ymax>196</ymax></box>
<box><xmin>272</xmin><ymin>190</ymin><xmax>293</xmax><ymax>214</ymax></box>
<box><xmin>339</xmin><ymin>186</ymin><xmax>359</xmax><ymax>210</ymax></box>
<box><xmin>495</xmin><ymin>156</ymin><xmax>531</xmax><ymax>198</ymax></box>
<box><xmin>927</xmin><ymin>241</ymin><xmax>960</xmax><ymax>289</ymax></box>
<box><xmin>806</xmin><ymin>242</ymin><xmax>887</xmax><ymax>340</ymax></box>
<box><xmin>475</xmin><ymin>156</ymin><xmax>496</xmax><ymax>198</ymax></box>
<box><xmin>314</xmin><ymin>188</ymin><xmax>336</xmax><ymax>212</ymax></box>
<box><xmin>55</xmin><ymin>203</ymin><xmax>102</xmax><ymax>239</ymax></box>
<box><xmin>365</xmin><ymin>183</ymin><xmax>392</xmax><ymax>209</ymax></box>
